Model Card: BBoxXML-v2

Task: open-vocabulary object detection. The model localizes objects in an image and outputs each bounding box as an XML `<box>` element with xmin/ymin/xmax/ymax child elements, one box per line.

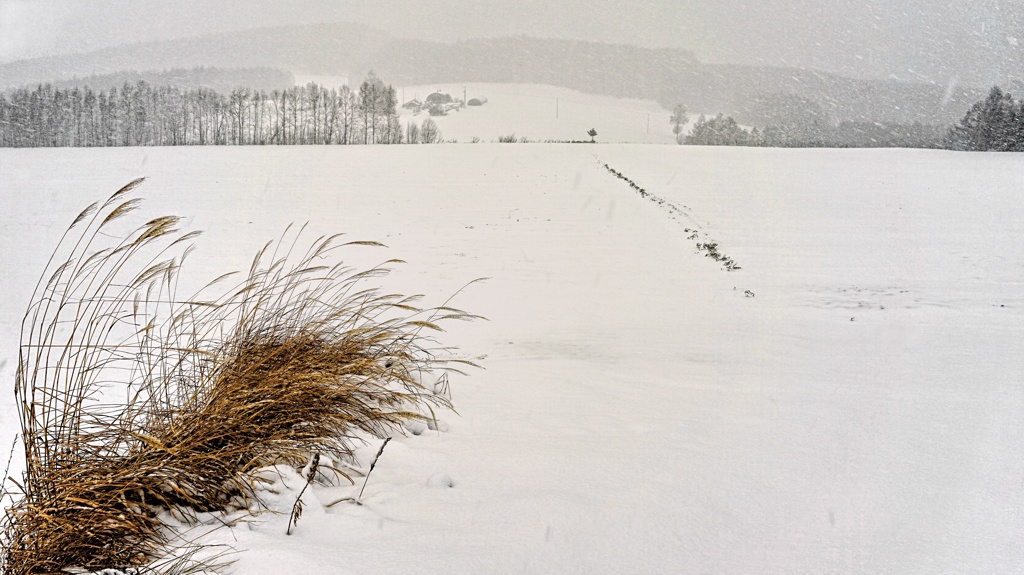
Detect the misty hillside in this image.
<box><xmin>665</xmin><ymin>64</ymin><xmax>982</xmax><ymax>126</ymax></box>
<box><xmin>0</xmin><ymin>23</ymin><xmax>390</xmax><ymax>90</ymax></box>
<box><xmin>366</xmin><ymin>36</ymin><xmax>698</xmax><ymax>102</ymax></box>
<box><xmin>0</xmin><ymin>22</ymin><xmax>984</xmax><ymax>126</ymax></box>
<box><xmin>374</xmin><ymin>38</ymin><xmax>981</xmax><ymax>126</ymax></box>
<box><xmin>45</xmin><ymin>67</ymin><xmax>294</xmax><ymax>93</ymax></box>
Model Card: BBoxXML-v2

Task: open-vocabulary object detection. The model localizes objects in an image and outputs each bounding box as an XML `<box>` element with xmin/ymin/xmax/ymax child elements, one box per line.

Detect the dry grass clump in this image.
<box><xmin>0</xmin><ymin>179</ymin><xmax>477</xmax><ymax>574</ymax></box>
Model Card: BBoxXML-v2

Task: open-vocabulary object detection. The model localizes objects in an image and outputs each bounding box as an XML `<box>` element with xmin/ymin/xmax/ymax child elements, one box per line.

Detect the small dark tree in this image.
<box><xmin>587</xmin><ymin>128</ymin><xmax>597</xmax><ymax>143</ymax></box>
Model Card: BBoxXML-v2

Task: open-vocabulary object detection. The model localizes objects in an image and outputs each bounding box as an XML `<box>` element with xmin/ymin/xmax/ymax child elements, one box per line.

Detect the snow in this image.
<box><xmin>1</xmin><ymin>143</ymin><xmax>1023</xmax><ymax>574</ymax></box>
<box><xmin>397</xmin><ymin>83</ymin><xmax>680</xmax><ymax>144</ymax></box>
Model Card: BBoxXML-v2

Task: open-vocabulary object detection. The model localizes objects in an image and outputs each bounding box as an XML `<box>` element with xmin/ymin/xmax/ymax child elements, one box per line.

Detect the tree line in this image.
<box><xmin>0</xmin><ymin>72</ymin><xmax>444</xmax><ymax>148</ymax></box>
<box><xmin>680</xmin><ymin>113</ymin><xmax>946</xmax><ymax>148</ymax></box>
<box><xmin>677</xmin><ymin>86</ymin><xmax>1024</xmax><ymax>151</ymax></box>
<box><xmin>675</xmin><ymin>93</ymin><xmax>948</xmax><ymax>149</ymax></box>
<box><xmin>944</xmin><ymin>86</ymin><xmax>1024</xmax><ymax>151</ymax></box>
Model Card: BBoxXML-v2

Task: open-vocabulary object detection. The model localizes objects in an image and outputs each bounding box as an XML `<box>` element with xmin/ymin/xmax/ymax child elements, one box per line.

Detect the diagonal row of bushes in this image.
<box><xmin>602</xmin><ymin>162</ymin><xmax>740</xmax><ymax>271</ymax></box>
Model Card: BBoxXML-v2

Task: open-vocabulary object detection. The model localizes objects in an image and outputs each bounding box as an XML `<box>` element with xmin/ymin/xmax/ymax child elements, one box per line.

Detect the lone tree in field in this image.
<box><xmin>670</xmin><ymin>104</ymin><xmax>688</xmax><ymax>144</ymax></box>
<box><xmin>420</xmin><ymin>117</ymin><xmax>442</xmax><ymax>144</ymax></box>
<box><xmin>587</xmin><ymin>128</ymin><xmax>597</xmax><ymax>143</ymax></box>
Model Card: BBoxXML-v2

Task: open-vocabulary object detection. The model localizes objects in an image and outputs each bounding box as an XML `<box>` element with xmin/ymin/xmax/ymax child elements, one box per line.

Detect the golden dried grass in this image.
<box><xmin>1</xmin><ymin>179</ymin><xmax>478</xmax><ymax>574</ymax></box>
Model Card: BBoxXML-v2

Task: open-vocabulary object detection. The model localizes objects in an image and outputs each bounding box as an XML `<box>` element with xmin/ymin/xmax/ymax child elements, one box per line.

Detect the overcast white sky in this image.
<box><xmin>1</xmin><ymin>0</ymin><xmax>1021</xmax><ymax>85</ymax></box>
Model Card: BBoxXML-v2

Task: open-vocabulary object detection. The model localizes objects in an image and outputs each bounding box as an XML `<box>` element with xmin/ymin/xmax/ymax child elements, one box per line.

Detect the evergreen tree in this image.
<box><xmin>946</xmin><ymin>86</ymin><xmax>1021</xmax><ymax>151</ymax></box>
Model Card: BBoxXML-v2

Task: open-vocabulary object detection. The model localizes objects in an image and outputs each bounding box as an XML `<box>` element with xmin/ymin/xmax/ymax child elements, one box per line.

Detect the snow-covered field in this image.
<box><xmin>1</xmin><ymin>143</ymin><xmax>1023</xmax><ymax>574</ymax></box>
<box><xmin>398</xmin><ymin>83</ymin><xmax>679</xmax><ymax>144</ymax></box>
<box><xmin>292</xmin><ymin>80</ymin><xmax>684</xmax><ymax>143</ymax></box>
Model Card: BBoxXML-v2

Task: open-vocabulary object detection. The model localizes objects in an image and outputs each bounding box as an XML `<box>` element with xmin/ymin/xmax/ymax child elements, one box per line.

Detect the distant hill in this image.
<box><xmin>45</xmin><ymin>67</ymin><xmax>294</xmax><ymax>93</ymax></box>
<box><xmin>660</xmin><ymin>64</ymin><xmax>981</xmax><ymax>126</ymax></box>
<box><xmin>371</xmin><ymin>38</ymin><xmax>980</xmax><ymax>126</ymax></box>
<box><xmin>0</xmin><ymin>22</ymin><xmax>983</xmax><ymax>126</ymax></box>
<box><xmin>0</xmin><ymin>23</ymin><xmax>389</xmax><ymax>90</ymax></box>
<box><xmin>364</xmin><ymin>36</ymin><xmax>699</xmax><ymax>102</ymax></box>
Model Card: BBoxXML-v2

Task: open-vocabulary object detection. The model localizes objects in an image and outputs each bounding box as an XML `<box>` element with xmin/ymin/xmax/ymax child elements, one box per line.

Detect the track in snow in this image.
<box><xmin>599</xmin><ymin>159</ymin><xmax>752</xmax><ymax>296</ymax></box>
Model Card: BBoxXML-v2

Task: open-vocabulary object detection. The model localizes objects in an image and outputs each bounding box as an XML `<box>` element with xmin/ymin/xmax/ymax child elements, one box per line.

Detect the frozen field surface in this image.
<box><xmin>1</xmin><ymin>144</ymin><xmax>1023</xmax><ymax>574</ymax></box>
<box><xmin>397</xmin><ymin>83</ymin><xmax>680</xmax><ymax>144</ymax></box>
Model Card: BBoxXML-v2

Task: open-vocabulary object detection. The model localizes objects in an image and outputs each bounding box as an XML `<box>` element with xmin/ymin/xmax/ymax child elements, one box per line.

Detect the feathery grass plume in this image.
<box><xmin>1</xmin><ymin>181</ymin><xmax>479</xmax><ymax>574</ymax></box>
<box><xmin>287</xmin><ymin>453</ymin><xmax>319</xmax><ymax>536</ymax></box>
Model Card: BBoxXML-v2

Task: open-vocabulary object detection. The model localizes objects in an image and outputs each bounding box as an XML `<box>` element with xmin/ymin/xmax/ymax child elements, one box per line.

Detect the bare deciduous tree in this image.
<box><xmin>420</xmin><ymin>117</ymin><xmax>441</xmax><ymax>144</ymax></box>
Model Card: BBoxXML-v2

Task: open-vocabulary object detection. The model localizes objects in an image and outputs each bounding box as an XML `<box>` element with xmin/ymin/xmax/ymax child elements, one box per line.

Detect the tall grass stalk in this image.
<box><xmin>0</xmin><ymin>180</ymin><xmax>478</xmax><ymax>574</ymax></box>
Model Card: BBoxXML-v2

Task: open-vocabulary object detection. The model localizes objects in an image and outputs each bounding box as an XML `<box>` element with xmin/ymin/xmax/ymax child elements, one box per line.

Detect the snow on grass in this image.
<box><xmin>1</xmin><ymin>144</ymin><xmax>1023</xmax><ymax>574</ymax></box>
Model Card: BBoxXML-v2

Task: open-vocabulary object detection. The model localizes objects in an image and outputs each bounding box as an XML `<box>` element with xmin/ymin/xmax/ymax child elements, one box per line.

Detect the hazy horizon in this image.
<box><xmin>1</xmin><ymin>0</ymin><xmax>1021</xmax><ymax>87</ymax></box>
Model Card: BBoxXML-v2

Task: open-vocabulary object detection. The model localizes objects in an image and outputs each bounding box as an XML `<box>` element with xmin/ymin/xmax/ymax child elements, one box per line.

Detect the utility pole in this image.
<box><xmin>463</xmin><ymin>86</ymin><xmax>467</xmax><ymax>107</ymax></box>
